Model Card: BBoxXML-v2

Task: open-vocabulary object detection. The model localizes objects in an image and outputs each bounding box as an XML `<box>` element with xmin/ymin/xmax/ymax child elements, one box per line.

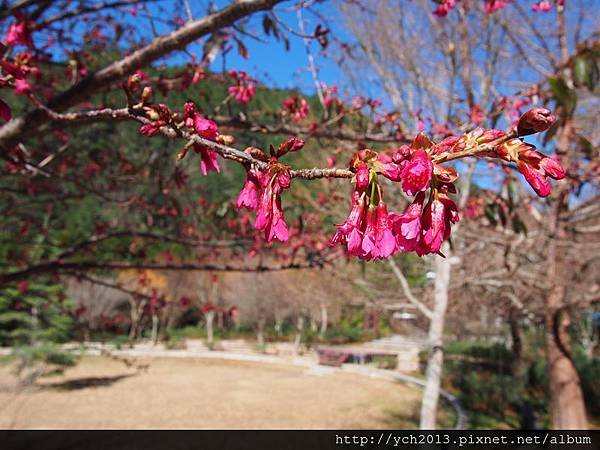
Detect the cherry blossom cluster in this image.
<box><xmin>228</xmin><ymin>70</ymin><xmax>256</xmax><ymax>104</ymax></box>
<box><xmin>236</xmin><ymin>137</ymin><xmax>305</xmax><ymax>242</ymax></box>
<box><xmin>4</xmin><ymin>14</ymin><xmax>33</xmax><ymax>48</ymax></box>
<box><xmin>134</xmin><ymin>85</ymin><xmax>228</xmax><ymax>177</ymax></box>
<box><xmin>282</xmin><ymin>95</ymin><xmax>310</xmax><ymax>121</ymax></box>
<box><xmin>0</xmin><ymin>51</ymin><xmax>40</xmax><ymax>120</ymax></box>
<box><xmin>330</xmin><ymin>136</ymin><xmax>460</xmax><ymax>259</ymax></box>
<box><xmin>182</xmin><ymin>101</ymin><xmax>222</xmax><ymax>175</ymax></box>
<box><xmin>431</xmin><ymin>0</ymin><xmax>562</xmax><ymax>16</ymax></box>
<box><xmin>134</xmin><ymin>83</ymin><xmax>564</xmax><ymax>260</ymax></box>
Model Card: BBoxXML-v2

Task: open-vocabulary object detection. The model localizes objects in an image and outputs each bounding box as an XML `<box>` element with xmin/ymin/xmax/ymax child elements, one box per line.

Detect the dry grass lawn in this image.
<box><xmin>0</xmin><ymin>356</ymin><xmax>424</xmax><ymax>429</ymax></box>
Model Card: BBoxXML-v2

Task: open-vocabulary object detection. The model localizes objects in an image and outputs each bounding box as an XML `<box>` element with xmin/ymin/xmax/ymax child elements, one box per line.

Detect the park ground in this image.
<box><xmin>0</xmin><ymin>355</ymin><xmax>441</xmax><ymax>429</ymax></box>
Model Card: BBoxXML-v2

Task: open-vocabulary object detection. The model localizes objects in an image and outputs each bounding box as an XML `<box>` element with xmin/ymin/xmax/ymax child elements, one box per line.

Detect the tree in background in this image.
<box><xmin>0</xmin><ymin>0</ymin><xmax>595</xmax><ymax>430</ymax></box>
<box><xmin>339</xmin><ymin>0</ymin><xmax>598</xmax><ymax>428</ymax></box>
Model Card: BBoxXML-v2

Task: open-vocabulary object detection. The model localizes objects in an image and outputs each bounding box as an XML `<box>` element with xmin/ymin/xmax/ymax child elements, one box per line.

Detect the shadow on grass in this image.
<box><xmin>44</xmin><ymin>373</ymin><xmax>137</xmax><ymax>391</ymax></box>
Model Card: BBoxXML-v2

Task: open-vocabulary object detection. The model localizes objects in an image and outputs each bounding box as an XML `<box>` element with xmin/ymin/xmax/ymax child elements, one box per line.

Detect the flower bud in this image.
<box><xmin>245</xmin><ymin>146</ymin><xmax>269</xmax><ymax>162</ymax></box>
<box><xmin>392</xmin><ymin>145</ymin><xmax>411</xmax><ymax>163</ymax></box>
<box><xmin>141</xmin><ymin>86</ymin><xmax>153</xmax><ymax>103</ymax></box>
<box><xmin>127</xmin><ymin>73</ymin><xmax>141</xmax><ymax>90</ymax></box>
<box><xmin>147</xmin><ymin>109</ymin><xmax>160</xmax><ymax>121</ymax></box>
<box><xmin>278</xmin><ymin>137</ymin><xmax>305</xmax><ymax>156</ymax></box>
<box><xmin>517</xmin><ymin>108</ymin><xmax>556</xmax><ymax>136</ymax></box>
<box><xmin>217</xmin><ymin>134</ymin><xmax>235</xmax><ymax>145</ymax></box>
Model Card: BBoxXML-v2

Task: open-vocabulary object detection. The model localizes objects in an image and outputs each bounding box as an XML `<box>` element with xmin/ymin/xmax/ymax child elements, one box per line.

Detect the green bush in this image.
<box><xmin>12</xmin><ymin>343</ymin><xmax>78</xmax><ymax>383</ymax></box>
<box><xmin>0</xmin><ymin>281</ymin><xmax>77</xmax><ymax>384</ymax></box>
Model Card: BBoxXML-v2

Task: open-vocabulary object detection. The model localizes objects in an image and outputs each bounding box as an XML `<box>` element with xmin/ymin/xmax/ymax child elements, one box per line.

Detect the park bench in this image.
<box><xmin>315</xmin><ymin>348</ymin><xmax>351</xmax><ymax>367</ymax></box>
<box><xmin>316</xmin><ymin>347</ymin><xmax>398</xmax><ymax>368</ymax></box>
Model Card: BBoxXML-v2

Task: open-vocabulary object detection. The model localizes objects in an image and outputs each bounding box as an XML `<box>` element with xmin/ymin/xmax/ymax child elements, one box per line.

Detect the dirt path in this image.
<box><xmin>0</xmin><ymin>356</ymin><xmax>423</xmax><ymax>429</ymax></box>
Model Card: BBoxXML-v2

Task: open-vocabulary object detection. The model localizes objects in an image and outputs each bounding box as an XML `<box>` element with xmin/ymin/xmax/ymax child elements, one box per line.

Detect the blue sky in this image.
<box><xmin>187</xmin><ymin>1</ymin><xmax>346</xmax><ymax>94</ymax></box>
<box><xmin>10</xmin><ymin>0</ymin><xmax>595</xmax><ymax>199</ymax></box>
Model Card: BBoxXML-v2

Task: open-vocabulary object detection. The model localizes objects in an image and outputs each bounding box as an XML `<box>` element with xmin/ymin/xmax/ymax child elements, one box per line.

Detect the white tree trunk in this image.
<box><xmin>151</xmin><ymin>313</ymin><xmax>159</xmax><ymax>345</ymax></box>
<box><xmin>420</xmin><ymin>243</ymin><xmax>452</xmax><ymax>429</ymax></box>
<box><xmin>320</xmin><ymin>304</ymin><xmax>328</xmax><ymax>336</ymax></box>
<box><xmin>293</xmin><ymin>316</ymin><xmax>305</xmax><ymax>355</ymax></box>
<box><xmin>257</xmin><ymin>316</ymin><xmax>266</xmax><ymax>347</ymax></box>
<box><xmin>205</xmin><ymin>311</ymin><xmax>215</xmax><ymax>345</ymax></box>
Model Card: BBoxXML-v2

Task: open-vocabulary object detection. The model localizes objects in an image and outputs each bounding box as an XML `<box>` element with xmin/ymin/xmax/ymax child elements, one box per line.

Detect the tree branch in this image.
<box><xmin>388</xmin><ymin>258</ymin><xmax>433</xmax><ymax>319</ymax></box>
<box><xmin>0</xmin><ymin>0</ymin><xmax>283</xmax><ymax>152</ymax></box>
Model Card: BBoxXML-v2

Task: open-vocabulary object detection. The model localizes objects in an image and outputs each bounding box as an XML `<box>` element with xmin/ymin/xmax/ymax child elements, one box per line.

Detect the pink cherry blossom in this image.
<box><xmin>14</xmin><ymin>78</ymin><xmax>31</xmax><ymax>95</ymax></box>
<box><xmin>4</xmin><ymin>18</ymin><xmax>33</xmax><ymax>48</ymax></box>
<box><xmin>283</xmin><ymin>96</ymin><xmax>310</xmax><ymax>121</ymax></box>
<box><xmin>374</xmin><ymin>201</ymin><xmax>397</xmax><ymax>258</ymax></box>
<box><xmin>484</xmin><ymin>0</ymin><xmax>512</xmax><ymax>14</ymax></box>
<box><xmin>391</xmin><ymin>192</ymin><xmax>426</xmax><ymax>252</ymax></box>
<box><xmin>236</xmin><ymin>169</ymin><xmax>261</xmax><ymax>210</ymax></box>
<box><xmin>265</xmin><ymin>196</ymin><xmax>289</xmax><ymax>242</ymax></box>
<box><xmin>194</xmin><ymin>144</ymin><xmax>221</xmax><ymax>176</ymax></box>
<box><xmin>228</xmin><ymin>70</ymin><xmax>256</xmax><ymax>104</ymax></box>
<box><xmin>433</xmin><ymin>0</ymin><xmax>456</xmax><ymax>17</ymax></box>
<box><xmin>400</xmin><ymin>149</ymin><xmax>433</xmax><ymax>195</ymax></box>
<box><xmin>248</xmin><ymin>164</ymin><xmax>291</xmax><ymax>242</ymax></box>
<box><xmin>330</xmin><ymin>191</ymin><xmax>366</xmax><ymax>256</ymax></box>
<box><xmin>376</xmin><ymin>153</ymin><xmax>402</xmax><ymax>182</ymax></box>
<box><xmin>532</xmin><ymin>1</ymin><xmax>552</xmax><ymax>12</ymax></box>
<box><xmin>418</xmin><ymin>193</ymin><xmax>459</xmax><ymax>255</ymax></box>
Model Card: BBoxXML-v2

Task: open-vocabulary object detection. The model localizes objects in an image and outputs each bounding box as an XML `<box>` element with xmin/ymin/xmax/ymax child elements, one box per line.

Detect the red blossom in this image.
<box><xmin>418</xmin><ymin>193</ymin><xmax>459</xmax><ymax>256</ymax></box>
<box><xmin>283</xmin><ymin>96</ymin><xmax>310</xmax><ymax>121</ymax></box>
<box><xmin>433</xmin><ymin>0</ymin><xmax>457</xmax><ymax>17</ymax></box>
<box><xmin>139</xmin><ymin>121</ymin><xmax>164</xmax><ymax>136</ymax></box>
<box><xmin>330</xmin><ymin>191</ymin><xmax>366</xmax><ymax>257</ymax></box>
<box><xmin>391</xmin><ymin>192</ymin><xmax>426</xmax><ymax>252</ymax></box>
<box><xmin>4</xmin><ymin>18</ymin><xmax>33</xmax><ymax>48</ymax></box>
<box><xmin>374</xmin><ymin>201</ymin><xmax>397</xmax><ymax>259</ymax></box>
<box><xmin>278</xmin><ymin>136</ymin><xmax>305</xmax><ymax>155</ymax></box>
<box><xmin>228</xmin><ymin>70</ymin><xmax>256</xmax><ymax>104</ymax></box>
<box><xmin>0</xmin><ymin>98</ymin><xmax>11</xmax><ymax>121</ymax></box>
<box><xmin>469</xmin><ymin>104</ymin><xmax>485</xmax><ymax>125</ymax></box>
<box><xmin>400</xmin><ymin>149</ymin><xmax>433</xmax><ymax>196</ymax></box>
<box><xmin>193</xmin><ymin>143</ymin><xmax>221</xmax><ymax>176</ymax></box>
<box><xmin>18</xmin><ymin>280</ymin><xmax>28</xmax><ymax>295</ymax></box>
<box><xmin>0</xmin><ymin>59</ymin><xmax>26</xmax><ymax>79</ymax></box>
<box><xmin>532</xmin><ymin>0</ymin><xmax>552</xmax><ymax>12</ymax></box>
<box><xmin>375</xmin><ymin>153</ymin><xmax>402</xmax><ymax>182</ymax></box>
<box><xmin>496</xmin><ymin>138</ymin><xmax>565</xmax><ymax>197</ymax></box>
<box><xmin>236</xmin><ymin>169</ymin><xmax>261</xmax><ymax>210</ymax></box>
<box><xmin>484</xmin><ymin>0</ymin><xmax>512</xmax><ymax>14</ymax></box>
<box><xmin>13</xmin><ymin>78</ymin><xmax>31</xmax><ymax>95</ymax></box>
<box><xmin>239</xmin><ymin>158</ymin><xmax>291</xmax><ymax>243</ymax></box>
<box><xmin>517</xmin><ymin>107</ymin><xmax>556</xmax><ymax>136</ymax></box>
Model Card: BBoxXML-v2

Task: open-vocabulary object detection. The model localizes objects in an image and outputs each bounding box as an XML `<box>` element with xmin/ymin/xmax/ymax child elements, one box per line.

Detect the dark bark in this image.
<box><xmin>543</xmin><ymin>120</ymin><xmax>588</xmax><ymax>429</ymax></box>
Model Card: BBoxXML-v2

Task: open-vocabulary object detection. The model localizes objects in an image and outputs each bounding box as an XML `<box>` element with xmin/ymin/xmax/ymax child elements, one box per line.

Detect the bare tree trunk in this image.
<box><xmin>543</xmin><ymin>120</ymin><xmax>588</xmax><ymax>429</ymax></box>
<box><xmin>83</xmin><ymin>328</ymin><xmax>91</xmax><ymax>342</ymax></box>
<box><xmin>151</xmin><ymin>313</ymin><xmax>159</xmax><ymax>345</ymax></box>
<box><xmin>128</xmin><ymin>299</ymin><xmax>145</xmax><ymax>342</ymax></box>
<box><xmin>274</xmin><ymin>315</ymin><xmax>282</xmax><ymax>336</ymax></box>
<box><xmin>256</xmin><ymin>316</ymin><xmax>266</xmax><ymax>347</ymax></box>
<box><xmin>205</xmin><ymin>310</ymin><xmax>215</xmax><ymax>346</ymax></box>
<box><xmin>310</xmin><ymin>317</ymin><xmax>318</xmax><ymax>333</ymax></box>
<box><xmin>419</xmin><ymin>243</ymin><xmax>451</xmax><ymax>429</ymax></box>
<box><xmin>320</xmin><ymin>304</ymin><xmax>328</xmax><ymax>336</ymax></box>
<box><xmin>293</xmin><ymin>316</ymin><xmax>305</xmax><ymax>355</ymax></box>
<box><xmin>544</xmin><ymin>284</ymin><xmax>588</xmax><ymax>428</ymax></box>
